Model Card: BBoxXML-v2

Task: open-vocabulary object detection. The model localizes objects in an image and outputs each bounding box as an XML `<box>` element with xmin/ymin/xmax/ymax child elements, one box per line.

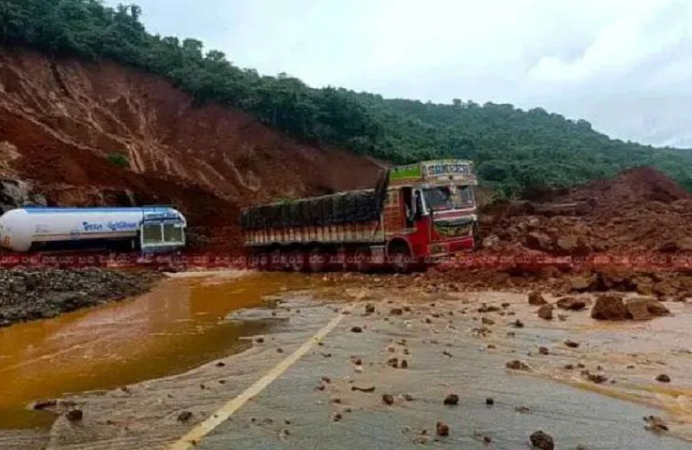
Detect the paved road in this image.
<box><xmin>187</xmin><ymin>296</ymin><xmax>690</xmax><ymax>450</ymax></box>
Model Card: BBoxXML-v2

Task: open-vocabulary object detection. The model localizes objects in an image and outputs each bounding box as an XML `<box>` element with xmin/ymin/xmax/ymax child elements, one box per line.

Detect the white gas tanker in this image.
<box><xmin>0</xmin><ymin>206</ymin><xmax>186</xmax><ymax>253</ymax></box>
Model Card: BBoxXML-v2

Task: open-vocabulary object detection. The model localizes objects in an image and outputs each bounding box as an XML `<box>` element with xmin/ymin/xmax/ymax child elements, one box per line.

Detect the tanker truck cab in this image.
<box><xmin>139</xmin><ymin>208</ymin><xmax>187</xmax><ymax>254</ymax></box>
<box><xmin>0</xmin><ymin>206</ymin><xmax>187</xmax><ymax>253</ymax></box>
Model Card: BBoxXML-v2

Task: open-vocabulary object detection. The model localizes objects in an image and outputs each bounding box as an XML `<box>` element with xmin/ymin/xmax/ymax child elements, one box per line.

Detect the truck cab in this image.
<box><xmin>384</xmin><ymin>160</ymin><xmax>478</xmax><ymax>263</ymax></box>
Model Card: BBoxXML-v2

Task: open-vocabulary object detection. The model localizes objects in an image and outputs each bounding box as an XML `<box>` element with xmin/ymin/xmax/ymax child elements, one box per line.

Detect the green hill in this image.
<box><xmin>3</xmin><ymin>0</ymin><xmax>692</xmax><ymax>197</ymax></box>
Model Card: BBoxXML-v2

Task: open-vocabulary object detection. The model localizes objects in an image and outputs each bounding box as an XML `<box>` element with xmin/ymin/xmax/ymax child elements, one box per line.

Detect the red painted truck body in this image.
<box><xmin>241</xmin><ymin>159</ymin><xmax>478</xmax><ymax>271</ymax></box>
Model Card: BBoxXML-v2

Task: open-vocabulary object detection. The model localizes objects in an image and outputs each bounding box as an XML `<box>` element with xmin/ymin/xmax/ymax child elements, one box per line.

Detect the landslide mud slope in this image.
<box><xmin>480</xmin><ymin>166</ymin><xmax>692</xmax><ymax>256</ymax></box>
<box><xmin>0</xmin><ymin>48</ymin><xmax>380</xmax><ymax>247</ymax></box>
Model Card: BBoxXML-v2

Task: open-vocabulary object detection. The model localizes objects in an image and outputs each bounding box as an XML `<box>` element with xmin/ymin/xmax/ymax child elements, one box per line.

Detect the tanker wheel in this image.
<box><xmin>352</xmin><ymin>247</ymin><xmax>371</xmax><ymax>273</ymax></box>
<box><xmin>389</xmin><ymin>242</ymin><xmax>412</xmax><ymax>274</ymax></box>
<box><xmin>307</xmin><ymin>247</ymin><xmax>327</xmax><ymax>273</ymax></box>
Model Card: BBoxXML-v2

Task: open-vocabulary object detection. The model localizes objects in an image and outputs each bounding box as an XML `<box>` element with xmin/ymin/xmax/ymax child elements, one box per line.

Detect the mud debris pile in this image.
<box><xmin>479</xmin><ymin>167</ymin><xmax>692</xmax><ymax>257</ymax></box>
<box><xmin>0</xmin><ymin>268</ymin><xmax>161</xmax><ymax>327</ymax></box>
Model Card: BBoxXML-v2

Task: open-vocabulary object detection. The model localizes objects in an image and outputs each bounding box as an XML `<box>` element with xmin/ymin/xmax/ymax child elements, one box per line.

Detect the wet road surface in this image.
<box><xmin>0</xmin><ymin>272</ymin><xmax>321</xmax><ymax>429</ymax></box>
<box><xmin>2</xmin><ymin>273</ymin><xmax>692</xmax><ymax>449</ymax></box>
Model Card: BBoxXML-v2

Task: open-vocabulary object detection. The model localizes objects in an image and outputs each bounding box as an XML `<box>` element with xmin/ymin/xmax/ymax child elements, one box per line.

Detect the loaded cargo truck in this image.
<box><xmin>241</xmin><ymin>159</ymin><xmax>478</xmax><ymax>271</ymax></box>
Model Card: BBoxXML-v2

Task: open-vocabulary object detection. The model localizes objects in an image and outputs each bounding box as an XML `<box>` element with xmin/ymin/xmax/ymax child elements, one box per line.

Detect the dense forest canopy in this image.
<box><xmin>2</xmin><ymin>0</ymin><xmax>692</xmax><ymax>197</ymax></box>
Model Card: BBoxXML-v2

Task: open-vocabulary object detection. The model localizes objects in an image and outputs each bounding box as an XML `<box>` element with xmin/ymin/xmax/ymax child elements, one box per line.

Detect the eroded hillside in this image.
<box><xmin>0</xmin><ymin>48</ymin><xmax>381</xmax><ymax>248</ymax></box>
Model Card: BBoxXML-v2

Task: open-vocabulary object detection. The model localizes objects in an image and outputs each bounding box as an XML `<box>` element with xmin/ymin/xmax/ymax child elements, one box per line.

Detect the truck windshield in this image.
<box><xmin>424</xmin><ymin>186</ymin><xmax>475</xmax><ymax>211</ymax></box>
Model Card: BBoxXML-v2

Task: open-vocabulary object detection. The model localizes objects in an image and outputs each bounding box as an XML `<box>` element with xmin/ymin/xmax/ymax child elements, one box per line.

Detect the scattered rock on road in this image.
<box><xmin>564</xmin><ymin>340</ymin><xmax>580</xmax><ymax>348</ymax></box>
<box><xmin>528</xmin><ymin>291</ymin><xmax>547</xmax><ymax>306</ymax></box>
<box><xmin>443</xmin><ymin>394</ymin><xmax>459</xmax><ymax>406</ymax></box>
<box><xmin>537</xmin><ymin>304</ymin><xmax>553</xmax><ymax>320</ymax></box>
<box><xmin>382</xmin><ymin>394</ymin><xmax>394</xmax><ymax>405</ymax></box>
<box><xmin>656</xmin><ymin>374</ymin><xmax>671</xmax><ymax>383</ymax></box>
<box><xmin>66</xmin><ymin>409</ymin><xmax>83</xmax><ymax>422</ymax></box>
<box><xmin>529</xmin><ymin>430</ymin><xmax>554</xmax><ymax>450</ymax></box>
<box><xmin>556</xmin><ymin>297</ymin><xmax>587</xmax><ymax>311</ymax></box>
<box><xmin>436</xmin><ymin>421</ymin><xmax>450</xmax><ymax>437</ymax></box>
<box><xmin>351</xmin><ymin>326</ymin><xmax>363</xmax><ymax>333</ymax></box>
<box><xmin>506</xmin><ymin>360</ymin><xmax>531</xmax><ymax>371</ymax></box>
<box><xmin>644</xmin><ymin>415</ymin><xmax>669</xmax><ymax>432</ymax></box>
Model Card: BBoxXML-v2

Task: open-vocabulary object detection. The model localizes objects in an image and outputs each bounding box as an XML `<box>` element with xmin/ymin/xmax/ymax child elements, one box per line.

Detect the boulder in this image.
<box><xmin>633</xmin><ymin>276</ymin><xmax>654</xmax><ymax>296</ymax></box>
<box><xmin>653</xmin><ymin>280</ymin><xmax>678</xmax><ymax>297</ymax></box>
<box><xmin>529</xmin><ymin>431</ymin><xmax>554</xmax><ymax>450</ymax></box>
<box><xmin>556</xmin><ymin>235</ymin><xmax>578</xmax><ymax>253</ymax></box>
<box><xmin>556</xmin><ymin>297</ymin><xmax>587</xmax><ymax>311</ymax></box>
<box><xmin>526</xmin><ymin>232</ymin><xmax>552</xmax><ymax>251</ymax></box>
<box><xmin>591</xmin><ymin>295</ymin><xmax>628</xmax><ymax>321</ymax></box>
<box><xmin>626</xmin><ymin>298</ymin><xmax>670</xmax><ymax>321</ymax></box>
<box><xmin>659</xmin><ymin>237</ymin><xmax>692</xmax><ymax>253</ymax></box>
<box><xmin>528</xmin><ymin>291</ymin><xmax>547</xmax><ymax>306</ymax></box>
<box><xmin>537</xmin><ymin>304</ymin><xmax>553</xmax><ymax>320</ymax></box>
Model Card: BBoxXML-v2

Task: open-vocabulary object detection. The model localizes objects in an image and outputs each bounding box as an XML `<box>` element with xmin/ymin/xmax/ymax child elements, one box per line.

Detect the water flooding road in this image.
<box><xmin>0</xmin><ymin>272</ymin><xmax>323</xmax><ymax>429</ymax></box>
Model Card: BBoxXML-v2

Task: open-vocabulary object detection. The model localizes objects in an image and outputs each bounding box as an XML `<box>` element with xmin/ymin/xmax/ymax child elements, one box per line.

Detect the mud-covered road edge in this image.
<box><xmin>0</xmin><ymin>268</ymin><xmax>164</xmax><ymax>328</ymax></box>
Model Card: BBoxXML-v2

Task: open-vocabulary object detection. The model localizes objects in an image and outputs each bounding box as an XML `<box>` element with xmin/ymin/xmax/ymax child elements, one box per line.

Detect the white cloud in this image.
<box><xmin>116</xmin><ymin>0</ymin><xmax>692</xmax><ymax>147</ymax></box>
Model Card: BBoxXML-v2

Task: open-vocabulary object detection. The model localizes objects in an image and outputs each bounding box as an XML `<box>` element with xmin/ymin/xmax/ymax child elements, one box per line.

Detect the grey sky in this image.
<box><xmin>112</xmin><ymin>0</ymin><xmax>692</xmax><ymax>148</ymax></box>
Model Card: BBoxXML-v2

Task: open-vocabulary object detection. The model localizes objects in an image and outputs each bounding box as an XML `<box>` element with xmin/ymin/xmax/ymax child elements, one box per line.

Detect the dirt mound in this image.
<box><xmin>480</xmin><ymin>167</ymin><xmax>692</xmax><ymax>256</ymax></box>
<box><xmin>0</xmin><ymin>48</ymin><xmax>381</xmax><ymax>249</ymax></box>
<box><xmin>563</xmin><ymin>167</ymin><xmax>691</xmax><ymax>209</ymax></box>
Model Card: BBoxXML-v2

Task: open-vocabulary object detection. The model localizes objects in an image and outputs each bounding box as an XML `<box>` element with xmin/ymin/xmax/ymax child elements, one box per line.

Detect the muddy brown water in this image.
<box><xmin>0</xmin><ymin>272</ymin><xmax>325</xmax><ymax>429</ymax></box>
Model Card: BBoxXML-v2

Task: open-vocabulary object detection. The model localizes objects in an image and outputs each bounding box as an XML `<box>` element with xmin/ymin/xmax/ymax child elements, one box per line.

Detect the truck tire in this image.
<box><xmin>388</xmin><ymin>241</ymin><xmax>412</xmax><ymax>273</ymax></box>
<box><xmin>269</xmin><ymin>248</ymin><xmax>286</xmax><ymax>271</ymax></box>
<box><xmin>307</xmin><ymin>247</ymin><xmax>327</xmax><ymax>272</ymax></box>
<box><xmin>352</xmin><ymin>247</ymin><xmax>371</xmax><ymax>273</ymax></box>
<box><xmin>287</xmin><ymin>248</ymin><xmax>306</xmax><ymax>272</ymax></box>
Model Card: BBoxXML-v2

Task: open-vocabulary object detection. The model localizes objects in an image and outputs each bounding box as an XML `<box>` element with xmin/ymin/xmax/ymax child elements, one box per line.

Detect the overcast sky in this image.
<box><xmin>112</xmin><ymin>0</ymin><xmax>692</xmax><ymax>148</ymax></box>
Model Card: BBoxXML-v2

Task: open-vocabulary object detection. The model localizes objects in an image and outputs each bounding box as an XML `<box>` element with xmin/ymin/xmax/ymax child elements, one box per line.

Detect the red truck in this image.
<box><xmin>241</xmin><ymin>159</ymin><xmax>479</xmax><ymax>271</ymax></box>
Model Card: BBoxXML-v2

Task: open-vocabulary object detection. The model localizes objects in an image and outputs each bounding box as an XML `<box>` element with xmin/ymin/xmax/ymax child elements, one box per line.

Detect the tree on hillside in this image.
<box><xmin>1</xmin><ymin>0</ymin><xmax>691</xmax><ymax>197</ymax></box>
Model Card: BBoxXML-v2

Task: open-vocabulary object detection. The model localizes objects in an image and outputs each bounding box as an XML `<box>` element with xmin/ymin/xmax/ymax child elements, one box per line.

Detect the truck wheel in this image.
<box><xmin>307</xmin><ymin>248</ymin><xmax>327</xmax><ymax>272</ymax></box>
<box><xmin>353</xmin><ymin>247</ymin><xmax>371</xmax><ymax>273</ymax></box>
<box><xmin>389</xmin><ymin>243</ymin><xmax>412</xmax><ymax>273</ymax></box>
<box><xmin>287</xmin><ymin>249</ymin><xmax>306</xmax><ymax>272</ymax></box>
<box><xmin>269</xmin><ymin>248</ymin><xmax>285</xmax><ymax>271</ymax></box>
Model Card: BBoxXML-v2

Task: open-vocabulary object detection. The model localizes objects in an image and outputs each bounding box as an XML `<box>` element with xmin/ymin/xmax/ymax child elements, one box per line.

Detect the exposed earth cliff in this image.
<box><xmin>0</xmin><ymin>48</ymin><xmax>381</xmax><ymax>250</ymax></box>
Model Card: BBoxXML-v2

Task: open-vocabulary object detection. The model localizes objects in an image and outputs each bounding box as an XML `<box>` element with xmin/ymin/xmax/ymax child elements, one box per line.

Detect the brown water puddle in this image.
<box><xmin>0</xmin><ymin>272</ymin><xmax>323</xmax><ymax>429</ymax></box>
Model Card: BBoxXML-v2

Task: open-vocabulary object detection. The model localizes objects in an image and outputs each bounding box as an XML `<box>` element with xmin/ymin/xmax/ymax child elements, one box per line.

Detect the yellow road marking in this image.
<box><xmin>168</xmin><ymin>299</ymin><xmax>360</xmax><ymax>450</ymax></box>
